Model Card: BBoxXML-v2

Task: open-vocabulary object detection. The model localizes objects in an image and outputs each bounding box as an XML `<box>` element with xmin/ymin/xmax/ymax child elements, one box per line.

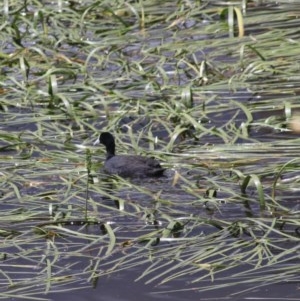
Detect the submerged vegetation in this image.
<box><xmin>0</xmin><ymin>0</ymin><xmax>300</xmax><ymax>300</ymax></box>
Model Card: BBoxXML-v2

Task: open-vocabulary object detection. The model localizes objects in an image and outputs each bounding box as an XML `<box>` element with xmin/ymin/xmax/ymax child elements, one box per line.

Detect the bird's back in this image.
<box><xmin>104</xmin><ymin>155</ymin><xmax>164</xmax><ymax>178</ymax></box>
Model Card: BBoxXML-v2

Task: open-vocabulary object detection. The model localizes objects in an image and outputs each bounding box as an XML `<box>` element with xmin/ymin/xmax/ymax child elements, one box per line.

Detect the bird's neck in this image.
<box><xmin>106</xmin><ymin>143</ymin><xmax>115</xmax><ymax>159</ymax></box>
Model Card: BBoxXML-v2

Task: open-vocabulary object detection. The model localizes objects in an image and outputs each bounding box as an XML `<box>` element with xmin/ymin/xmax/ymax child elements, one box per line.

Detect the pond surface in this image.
<box><xmin>0</xmin><ymin>1</ymin><xmax>300</xmax><ymax>301</ymax></box>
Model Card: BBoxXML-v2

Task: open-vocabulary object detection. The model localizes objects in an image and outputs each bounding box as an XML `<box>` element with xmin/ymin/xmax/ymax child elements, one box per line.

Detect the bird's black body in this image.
<box><xmin>96</xmin><ymin>132</ymin><xmax>165</xmax><ymax>178</ymax></box>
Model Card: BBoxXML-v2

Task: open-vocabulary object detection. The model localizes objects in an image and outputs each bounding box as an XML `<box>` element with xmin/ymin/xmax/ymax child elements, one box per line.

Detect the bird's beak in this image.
<box><xmin>93</xmin><ymin>138</ymin><xmax>100</xmax><ymax>146</ymax></box>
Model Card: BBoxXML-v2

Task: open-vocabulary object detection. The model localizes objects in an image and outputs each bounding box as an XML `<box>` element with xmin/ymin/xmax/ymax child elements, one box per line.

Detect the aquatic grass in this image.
<box><xmin>241</xmin><ymin>174</ymin><xmax>265</xmax><ymax>210</ymax></box>
<box><xmin>1</xmin><ymin>0</ymin><xmax>300</xmax><ymax>300</ymax></box>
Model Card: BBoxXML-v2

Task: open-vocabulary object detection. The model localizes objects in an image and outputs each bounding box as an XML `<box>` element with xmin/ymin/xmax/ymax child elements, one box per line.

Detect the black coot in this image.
<box><xmin>95</xmin><ymin>132</ymin><xmax>165</xmax><ymax>178</ymax></box>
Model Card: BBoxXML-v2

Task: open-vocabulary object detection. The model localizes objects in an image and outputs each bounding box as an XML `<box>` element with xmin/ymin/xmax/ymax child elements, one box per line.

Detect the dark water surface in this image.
<box><xmin>45</xmin><ymin>264</ymin><xmax>299</xmax><ymax>301</ymax></box>
<box><xmin>1</xmin><ymin>1</ymin><xmax>300</xmax><ymax>301</ymax></box>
